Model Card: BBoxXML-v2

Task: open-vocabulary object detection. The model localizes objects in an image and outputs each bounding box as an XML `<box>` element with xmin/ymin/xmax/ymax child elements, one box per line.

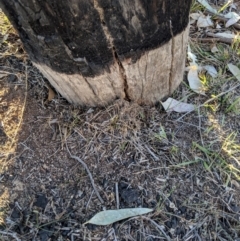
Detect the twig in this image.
<box><xmin>206</xmin><ymin>32</ymin><xmax>235</xmax><ymax>44</ymax></box>
<box><xmin>0</xmin><ymin>231</ymin><xmax>21</xmax><ymax>241</ymax></box>
<box><xmin>144</xmin><ymin>144</ymin><xmax>159</xmax><ymax>161</ymax></box>
<box><xmin>115</xmin><ymin>182</ymin><xmax>119</xmax><ymax>209</ymax></box>
<box><xmin>118</xmin><ymin>216</ymin><xmax>171</xmax><ymax>241</ymax></box>
<box><xmin>182</xmin><ymin>217</ymin><xmax>209</xmax><ymax>240</ymax></box>
<box><xmin>86</xmin><ymin>190</ymin><xmax>94</xmax><ymax>209</ymax></box>
<box><xmin>198</xmin><ymin>107</ymin><xmax>211</xmax><ymax>164</ymax></box>
<box><xmin>141</xmin><ymin>217</ymin><xmax>171</xmax><ymax>241</ymax></box>
<box><xmin>191</xmin><ymin>37</ymin><xmax>232</xmax><ymax>44</ymax></box>
<box><xmin>66</xmin><ymin>143</ymin><xmax>104</xmax><ymax>204</ymax></box>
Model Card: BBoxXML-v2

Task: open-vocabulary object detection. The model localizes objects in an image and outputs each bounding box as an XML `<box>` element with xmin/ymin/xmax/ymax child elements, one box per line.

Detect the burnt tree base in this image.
<box><xmin>1</xmin><ymin>0</ymin><xmax>191</xmax><ymax>106</ymax></box>
<box><xmin>34</xmin><ymin>26</ymin><xmax>189</xmax><ymax>106</ymax></box>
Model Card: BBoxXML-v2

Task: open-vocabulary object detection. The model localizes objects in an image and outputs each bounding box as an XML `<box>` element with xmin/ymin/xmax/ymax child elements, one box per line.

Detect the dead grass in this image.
<box><xmin>0</xmin><ymin>1</ymin><xmax>240</xmax><ymax>240</ymax></box>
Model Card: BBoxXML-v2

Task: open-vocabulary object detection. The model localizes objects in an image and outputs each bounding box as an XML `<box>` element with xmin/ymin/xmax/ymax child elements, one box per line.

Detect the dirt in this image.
<box><xmin>1</xmin><ymin>5</ymin><xmax>240</xmax><ymax>241</ymax></box>
<box><xmin>1</xmin><ymin>58</ymin><xmax>240</xmax><ymax>240</ymax></box>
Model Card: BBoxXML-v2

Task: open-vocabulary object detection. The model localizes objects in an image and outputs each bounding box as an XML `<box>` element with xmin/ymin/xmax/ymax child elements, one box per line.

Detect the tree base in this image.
<box><xmin>34</xmin><ymin>26</ymin><xmax>189</xmax><ymax>106</ymax></box>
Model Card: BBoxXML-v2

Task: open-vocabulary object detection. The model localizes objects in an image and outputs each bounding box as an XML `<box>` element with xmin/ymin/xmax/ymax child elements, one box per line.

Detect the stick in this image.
<box><xmin>191</xmin><ymin>37</ymin><xmax>232</xmax><ymax>45</ymax></box>
<box><xmin>66</xmin><ymin>144</ymin><xmax>104</xmax><ymax>204</ymax></box>
<box><xmin>115</xmin><ymin>182</ymin><xmax>119</xmax><ymax>209</ymax></box>
<box><xmin>141</xmin><ymin>217</ymin><xmax>171</xmax><ymax>241</ymax></box>
<box><xmin>206</xmin><ymin>32</ymin><xmax>234</xmax><ymax>44</ymax></box>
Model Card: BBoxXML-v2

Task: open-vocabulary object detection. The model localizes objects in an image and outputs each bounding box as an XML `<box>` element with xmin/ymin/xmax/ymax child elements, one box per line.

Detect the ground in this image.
<box><xmin>1</xmin><ymin>1</ymin><xmax>240</xmax><ymax>240</ymax></box>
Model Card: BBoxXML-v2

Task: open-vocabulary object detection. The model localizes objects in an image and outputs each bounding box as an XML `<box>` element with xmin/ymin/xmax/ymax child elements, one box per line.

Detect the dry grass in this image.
<box><xmin>0</xmin><ymin>1</ymin><xmax>240</xmax><ymax>240</ymax></box>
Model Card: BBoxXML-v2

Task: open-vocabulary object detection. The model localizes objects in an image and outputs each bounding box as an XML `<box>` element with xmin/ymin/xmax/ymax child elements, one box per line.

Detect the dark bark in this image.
<box><xmin>0</xmin><ymin>0</ymin><xmax>191</xmax><ymax>78</ymax></box>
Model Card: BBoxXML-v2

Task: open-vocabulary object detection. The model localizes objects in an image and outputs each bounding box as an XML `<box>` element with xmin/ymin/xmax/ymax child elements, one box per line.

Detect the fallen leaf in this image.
<box><xmin>197</xmin><ymin>0</ymin><xmax>217</xmax><ymax>14</ymax></box>
<box><xmin>197</xmin><ymin>15</ymin><xmax>214</xmax><ymax>28</ymax></box>
<box><xmin>224</xmin><ymin>12</ymin><xmax>240</xmax><ymax>27</ymax></box>
<box><xmin>203</xmin><ymin>65</ymin><xmax>218</xmax><ymax>78</ymax></box>
<box><xmin>188</xmin><ymin>64</ymin><xmax>205</xmax><ymax>95</ymax></box>
<box><xmin>161</xmin><ymin>98</ymin><xmax>195</xmax><ymax>113</ymax></box>
<box><xmin>48</xmin><ymin>86</ymin><xmax>55</xmax><ymax>101</ymax></box>
<box><xmin>87</xmin><ymin>108</ymin><xmax>94</xmax><ymax>114</ymax></box>
<box><xmin>84</xmin><ymin>208</ymin><xmax>153</xmax><ymax>226</ymax></box>
<box><xmin>228</xmin><ymin>63</ymin><xmax>240</xmax><ymax>81</ymax></box>
<box><xmin>211</xmin><ymin>45</ymin><xmax>219</xmax><ymax>53</ymax></box>
<box><xmin>190</xmin><ymin>12</ymin><xmax>201</xmax><ymax>24</ymax></box>
<box><xmin>187</xmin><ymin>45</ymin><xmax>197</xmax><ymax>64</ymax></box>
<box><xmin>190</xmin><ymin>12</ymin><xmax>201</xmax><ymax>20</ymax></box>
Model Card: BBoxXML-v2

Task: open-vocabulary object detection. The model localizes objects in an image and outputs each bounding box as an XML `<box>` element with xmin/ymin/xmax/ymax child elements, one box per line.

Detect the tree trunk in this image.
<box><xmin>0</xmin><ymin>0</ymin><xmax>191</xmax><ymax>106</ymax></box>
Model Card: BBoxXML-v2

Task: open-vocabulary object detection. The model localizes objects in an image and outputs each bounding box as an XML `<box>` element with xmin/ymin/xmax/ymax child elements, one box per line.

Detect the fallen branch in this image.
<box><xmin>206</xmin><ymin>32</ymin><xmax>236</xmax><ymax>44</ymax></box>
<box><xmin>191</xmin><ymin>37</ymin><xmax>232</xmax><ymax>44</ymax></box>
<box><xmin>66</xmin><ymin>143</ymin><xmax>104</xmax><ymax>204</ymax></box>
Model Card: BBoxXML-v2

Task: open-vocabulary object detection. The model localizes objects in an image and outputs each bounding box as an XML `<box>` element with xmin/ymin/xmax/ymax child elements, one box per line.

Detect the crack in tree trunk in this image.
<box><xmin>112</xmin><ymin>47</ymin><xmax>131</xmax><ymax>101</ymax></box>
<box><xmin>93</xmin><ymin>0</ymin><xmax>130</xmax><ymax>101</ymax></box>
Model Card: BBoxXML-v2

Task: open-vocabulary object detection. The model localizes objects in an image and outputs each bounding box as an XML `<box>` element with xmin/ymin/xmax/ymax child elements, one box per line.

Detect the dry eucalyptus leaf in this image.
<box><xmin>211</xmin><ymin>45</ymin><xmax>219</xmax><ymax>53</ymax></box>
<box><xmin>187</xmin><ymin>45</ymin><xmax>197</xmax><ymax>64</ymax></box>
<box><xmin>190</xmin><ymin>12</ymin><xmax>201</xmax><ymax>24</ymax></box>
<box><xmin>161</xmin><ymin>98</ymin><xmax>195</xmax><ymax>113</ymax></box>
<box><xmin>224</xmin><ymin>12</ymin><xmax>240</xmax><ymax>27</ymax></box>
<box><xmin>197</xmin><ymin>15</ymin><xmax>213</xmax><ymax>28</ymax></box>
<box><xmin>228</xmin><ymin>63</ymin><xmax>240</xmax><ymax>81</ymax></box>
<box><xmin>203</xmin><ymin>65</ymin><xmax>218</xmax><ymax>78</ymax></box>
<box><xmin>84</xmin><ymin>208</ymin><xmax>153</xmax><ymax>226</ymax></box>
<box><xmin>48</xmin><ymin>86</ymin><xmax>55</xmax><ymax>101</ymax></box>
<box><xmin>190</xmin><ymin>12</ymin><xmax>201</xmax><ymax>20</ymax></box>
<box><xmin>188</xmin><ymin>64</ymin><xmax>205</xmax><ymax>95</ymax></box>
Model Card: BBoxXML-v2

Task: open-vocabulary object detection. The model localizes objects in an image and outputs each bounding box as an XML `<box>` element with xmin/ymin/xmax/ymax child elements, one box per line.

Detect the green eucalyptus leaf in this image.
<box><xmin>84</xmin><ymin>208</ymin><xmax>153</xmax><ymax>226</ymax></box>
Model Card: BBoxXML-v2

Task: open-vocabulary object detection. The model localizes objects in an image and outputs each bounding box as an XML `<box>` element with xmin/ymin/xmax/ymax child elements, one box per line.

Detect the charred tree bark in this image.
<box><xmin>0</xmin><ymin>0</ymin><xmax>191</xmax><ymax>106</ymax></box>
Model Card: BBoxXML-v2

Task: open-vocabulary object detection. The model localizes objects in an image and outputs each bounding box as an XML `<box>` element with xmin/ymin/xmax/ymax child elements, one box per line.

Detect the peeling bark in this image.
<box><xmin>0</xmin><ymin>0</ymin><xmax>191</xmax><ymax>106</ymax></box>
